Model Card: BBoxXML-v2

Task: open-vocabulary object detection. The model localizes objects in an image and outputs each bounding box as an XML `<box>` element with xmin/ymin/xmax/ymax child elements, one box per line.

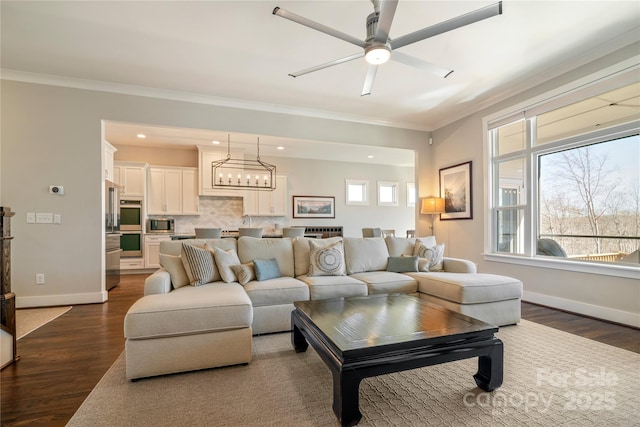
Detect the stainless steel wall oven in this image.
<box><xmin>120</xmin><ymin>231</ymin><xmax>143</xmax><ymax>258</ymax></box>
<box><xmin>119</xmin><ymin>199</ymin><xmax>143</xmax><ymax>231</ymax></box>
<box><xmin>119</xmin><ymin>198</ymin><xmax>143</xmax><ymax>257</ymax></box>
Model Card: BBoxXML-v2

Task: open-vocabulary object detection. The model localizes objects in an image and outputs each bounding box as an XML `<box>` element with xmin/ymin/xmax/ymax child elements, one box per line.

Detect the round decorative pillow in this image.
<box><xmin>308</xmin><ymin>240</ymin><xmax>345</xmax><ymax>276</ymax></box>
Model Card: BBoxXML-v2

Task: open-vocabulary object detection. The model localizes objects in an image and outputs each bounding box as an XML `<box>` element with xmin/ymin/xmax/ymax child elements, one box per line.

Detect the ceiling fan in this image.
<box><xmin>273</xmin><ymin>0</ymin><xmax>502</xmax><ymax>96</ymax></box>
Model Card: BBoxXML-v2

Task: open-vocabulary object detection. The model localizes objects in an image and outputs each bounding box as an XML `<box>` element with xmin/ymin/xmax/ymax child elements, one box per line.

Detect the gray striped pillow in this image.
<box><xmin>181</xmin><ymin>243</ymin><xmax>217</xmax><ymax>286</ymax></box>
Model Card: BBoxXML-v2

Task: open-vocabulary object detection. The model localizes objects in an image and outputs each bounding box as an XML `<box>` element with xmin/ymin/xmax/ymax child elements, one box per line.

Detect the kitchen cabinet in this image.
<box><xmin>243</xmin><ymin>175</ymin><xmax>287</xmax><ymax>216</ymax></box>
<box><xmin>198</xmin><ymin>147</ymin><xmax>244</xmax><ymax>197</ymax></box>
<box><xmin>114</xmin><ymin>162</ymin><xmax>146</xmax><ymax>197</ymax></box>
<box><xmin>121</xmin><ymin>257</ymin><xmax>144</xmax><ymax>270</ymax></box>
<box><xmin>181</xmin><ymin>168</ymin><xmax>200</xmax><ymax>215</ymax></box>
<box><xmin>104</xmin><ymin>140</ymin><xmax>117</xmax><ymax>181</ymax></box>
<box><xmin>147</xmin><ymin>166</ymin><xmax>200</xmax><ymax>215</ymax></box>
<box><xmin>144</xmin><ymin>234</ymin><xmax>172</xmax><ymax>268</ymax></box>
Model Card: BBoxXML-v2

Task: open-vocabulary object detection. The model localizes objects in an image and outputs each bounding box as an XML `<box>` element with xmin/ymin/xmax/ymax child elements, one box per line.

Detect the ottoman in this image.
<box><xmin>124</xmin><ymin>282</ymin><xmax>253</xmax><ymax>380</ymax></box>
<box><xmin>408</xmin><ymin>272</ymin><xmax>523</xmax><ymax>326</ymax></box>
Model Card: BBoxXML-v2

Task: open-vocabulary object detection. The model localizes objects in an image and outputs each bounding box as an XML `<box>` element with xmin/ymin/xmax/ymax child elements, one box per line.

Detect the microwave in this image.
<box><xmin>147</xmin><ymin>218</ymin><xmax>175</xmax><ymax>234</ymax></box>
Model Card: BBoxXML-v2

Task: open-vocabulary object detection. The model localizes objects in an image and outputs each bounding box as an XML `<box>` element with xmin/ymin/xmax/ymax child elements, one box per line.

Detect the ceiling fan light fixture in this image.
<box><xmin>365</xmin><ymin>44</ymin><xmax>391</xmax><ymax>65</ymax></box>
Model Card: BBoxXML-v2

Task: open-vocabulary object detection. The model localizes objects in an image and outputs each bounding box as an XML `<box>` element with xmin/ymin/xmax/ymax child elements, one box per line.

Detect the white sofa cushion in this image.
<box><xmin>160</xmin><ymin>238</ymin><xmax>237</xmax><ymax>256</ymax></box>
<box><xmin>212</xmin><ymin>247</ymin><xmax>241</xmax><ymax>283</ymax></box>
<box><xmin>409</xmin><ymin>272</ymin><xmax>523</xmax><ymax>304</ymax></box>
<box><xmin>293</xmin><ymin>236</ymin><xmax>343</xmax><ymax>276</ymax></box>
<box><xmin>349</xmin><ymin>271</ymin><xmax>418</xmax><ymax>294</ymax></box>
<box><xmin>237</xmin><ymin>236</ymin><xmax>295</xmax><ymax>277</ymax></box>
<box><xmin>297</xmin><ymin>275</ymin><xmax>368</xmax><ymax>300</ymax></box>
<box><xmin>243</xmin><ymin>277</ymin><xmax>310</xmax><ymax>307</ymax></box>
<box><xmin>385</xmin><ymin>236</ymin><xmax>436</xmax><ymax>257</ymax></box>
<box><xmin>343</xmin><ymin>237</ymin><xmax>389</xmax><ymax>274</ymax></box>
<box><xmin>159</xmin><ymin>254</ymin><xmax>190</xmax><ymax>289</ymax></box>
<box><xmin>124</xmin><ymin>282</ymin><xmax>252</xmax><ymax>340</ymax></box>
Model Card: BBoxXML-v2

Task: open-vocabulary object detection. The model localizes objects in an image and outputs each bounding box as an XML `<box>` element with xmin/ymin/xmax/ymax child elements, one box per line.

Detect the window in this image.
<box><xmin>346</xmin><ymin>179</ymin><xmax>369</xmax><ymax>205</ymax></box>
<box><xmin>406</xmin><ymin>182</ymin><xmax>416</xmax><ymax>207</ymax></box>
<box><xmin>377</xmin><ymin>181</ymin><xmax>399</xmax><ymax>206</ymax></box>
<box><xmin>488</xmin><ymin>80</ymin><xmax>640</xmax><ymax>272</ymax></box>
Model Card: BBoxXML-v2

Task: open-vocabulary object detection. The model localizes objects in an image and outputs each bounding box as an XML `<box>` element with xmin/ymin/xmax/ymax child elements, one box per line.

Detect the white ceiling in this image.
<box><xmin>104</xmin><ymin>121</ymin><xmax>417</xmax><ymax>166</ymax></box>
<box><xmin>2</xmin><ymin>1</ymin><xmax>639</xmax><ymax>164</ymax></box>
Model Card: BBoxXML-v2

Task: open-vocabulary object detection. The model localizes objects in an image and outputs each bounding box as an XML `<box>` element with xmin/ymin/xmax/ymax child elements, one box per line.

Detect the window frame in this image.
<box><xmin>345</xmin><ymin>179</ymin><xmax>369</xmax><ymax>206</ymax></box>
<box><xmin>377</xmin><ymin>181</ymin><xmax>399</xmax><ymax>206</ymax></box>
<box><xmin>483</xmin><ymin>66</ymin><xmax>640</xmax><ymax>279</ymax></box>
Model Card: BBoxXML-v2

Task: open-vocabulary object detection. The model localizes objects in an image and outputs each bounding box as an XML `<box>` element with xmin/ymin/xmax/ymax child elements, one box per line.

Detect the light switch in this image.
<box><xmin>36</xmin><ymin>213</ymin><xmax>54</xmax><ymax>224</ymax></box>
<box><xmin>54</xmin><ymin>214</ymin><xmax>62</xmax><ymax>224</ymax></box>
<box><xmin>27</xmin><ymin>213</ymin><xmax>36</xmax><ymax>224</ymax></box>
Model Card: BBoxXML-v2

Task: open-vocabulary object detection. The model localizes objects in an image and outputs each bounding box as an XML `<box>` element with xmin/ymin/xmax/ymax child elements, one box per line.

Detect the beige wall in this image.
<box><xmin>0</xmin><ymin>80</ymin><xmax>429</xmax><ymax>307</ymax></box>
<box><xmin>428</xmin><ymin>44</ymin><xmax>640</xmax><ymax>326</ymax></box>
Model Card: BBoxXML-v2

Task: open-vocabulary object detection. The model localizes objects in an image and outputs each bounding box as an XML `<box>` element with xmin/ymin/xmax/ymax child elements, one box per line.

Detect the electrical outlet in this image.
<box><xmin>36</xmin><ymin>273</ymin><xmax>45</xmax><ymax>285</ymax></box>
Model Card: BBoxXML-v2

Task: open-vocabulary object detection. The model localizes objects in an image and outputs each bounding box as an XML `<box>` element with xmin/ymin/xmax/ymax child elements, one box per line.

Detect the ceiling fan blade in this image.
<box><xmin>392</xmin><ymin>51</ymin><xmax>453</xmax><ymax>78</ymax></box>
<box><xmin>374</xmin><ymin>0</ymin><xmax>399</xmax><ymax>43</ymax></box>
<box><xmin>390</xmin><ymin>1</ymin><xmax>502</xmax><ymax>50</ymax></box>
<box><xmin>289</xmin><ymin>52</ymin><xmax>364</xmax><ymax>78</ymax></box>
<box><xmin>273</xmin><ymin>7</ymin><xmax>366</xmax><ymax>49</ymax></box>
<box><xmin>361</xmin><ymin>65</ymin><xmax>379</xmax><ymax>96</ymax></box>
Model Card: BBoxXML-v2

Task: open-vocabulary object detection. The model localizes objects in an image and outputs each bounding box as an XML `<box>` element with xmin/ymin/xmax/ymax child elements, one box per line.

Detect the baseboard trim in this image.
<box><xmin>523</xmin><ymin>290</ymin><xmax>640</xmax><ymax>328</ymax></box>
<box><xmin>16</xmin><ymin>291</ymin><xmax>107</xmax><ymax>308</ymax></box>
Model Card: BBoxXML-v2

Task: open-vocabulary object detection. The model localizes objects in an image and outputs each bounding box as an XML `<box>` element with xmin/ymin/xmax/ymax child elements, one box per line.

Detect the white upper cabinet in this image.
<box><xmin>147</xmin><ymin>166</ymin><xmax>199</xmax><ymax>215</ymax></box>
<box><xmin>114</xmin><ymin>161</ymin><xmax>146</xmax><ymax>197</ymax></box>
<box><xmin>104</xmin><ymin>140</ymin><xmax>117</xmax><ymax>181</ymax></box>
<box><xmin>198</xmin><ymin>147</ymin><xmax>244</xmax><ymax>197</ymax></box>
<box><xmin>243</xmin><ymin>175</ymin><xmax>287</xmax><ymax>216</ymax></box>
<box><xmin>181</xmin><ymin>168</ymin><xmax>200</xmax><ymax>215</ymax></box>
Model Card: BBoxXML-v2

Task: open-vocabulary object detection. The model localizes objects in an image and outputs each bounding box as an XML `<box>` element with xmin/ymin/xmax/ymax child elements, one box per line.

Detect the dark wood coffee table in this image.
<box><xmin>291</xmin><ymin>294</ymin><xmax>503</xmax><ymax>426</ymax></box>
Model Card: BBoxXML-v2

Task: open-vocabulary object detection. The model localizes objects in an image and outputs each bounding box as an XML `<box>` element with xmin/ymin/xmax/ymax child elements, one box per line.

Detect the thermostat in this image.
<box><xmin>49</xmin><ymin>185</ymin><xmax>64</xmax><ymax>195</ymax></box>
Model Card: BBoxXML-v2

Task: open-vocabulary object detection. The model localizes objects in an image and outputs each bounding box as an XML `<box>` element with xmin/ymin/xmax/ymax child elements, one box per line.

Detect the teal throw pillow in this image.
<box><xmin>253</xmin><ymin>258</ymin><xmax>281</xmax><ymax>281</ymax></box>
<box><xmin>386</xmin><ymin>256</ymin><xmax>418</xmax><ymax>273</ymax></box>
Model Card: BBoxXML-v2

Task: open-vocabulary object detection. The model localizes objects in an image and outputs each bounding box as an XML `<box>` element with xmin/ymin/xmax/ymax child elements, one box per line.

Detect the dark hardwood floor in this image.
<box><xmin>2</xmin><ymin>274</ymin><xmax>638</xmax><ymax>426</ymax></box>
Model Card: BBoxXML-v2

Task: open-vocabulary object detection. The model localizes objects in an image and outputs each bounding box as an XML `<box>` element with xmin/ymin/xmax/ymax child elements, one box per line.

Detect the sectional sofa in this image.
<box><xmin>124</xmin><ymin>236</ymin><xmax>522</xmax><ymax>379</ymax></box>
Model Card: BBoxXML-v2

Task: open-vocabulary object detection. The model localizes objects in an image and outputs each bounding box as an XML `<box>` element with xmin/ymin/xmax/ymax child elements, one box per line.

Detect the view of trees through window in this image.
<box><xmin>539</xmin><ymin>135</ymin><xmax>640</xmax><ymax>263</ymax></box>
<box><xmin>490</xmin><ymin>80</ymin><xmax>639</xmax><ymax>266</ymax></box>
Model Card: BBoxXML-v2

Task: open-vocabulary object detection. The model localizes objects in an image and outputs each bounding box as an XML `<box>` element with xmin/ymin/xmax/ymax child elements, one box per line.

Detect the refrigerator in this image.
<box><xmin>105</xmin><ymin>180</ymin><xmax>122</xmax><ymax>290</ymax></box>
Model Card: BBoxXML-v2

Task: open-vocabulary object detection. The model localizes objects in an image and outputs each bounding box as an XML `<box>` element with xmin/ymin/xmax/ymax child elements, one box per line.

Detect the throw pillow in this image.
<box><xmin>213</xmin><ymin>247</ymin><xmax>241</xmax><ymax>283</ymax></box>
<box><xmin>230</xmin><ymin>262</ymin><xmax>255</xmax><ymax>286</ymax></box>
<box><xmin>253</xmin><ymin>258</ymin><xmax>281</xmax><ymax>281</ymax></box>
<box><xmin>159</xmin><ymin>253</ymin><xmax>190</xmax><ymax>289</ymax></box>
<box><xmin>181</xmin><ymin>243</ymin><xmax>217</xmax><ymax>286</ymax></box>
<box><xmin>308</xmin><ymin>240</ymin><xmax>346</xmax><ymax>276</ymax></box>
<box><xmin>386</xmin><ymin>256</ymin><xmax>418</xmax><ymax>273</ymax></box>
<box><xmin>413</xmin><ymin>241</ymin><xmax>445</xmax><ymax>272</ymax></box>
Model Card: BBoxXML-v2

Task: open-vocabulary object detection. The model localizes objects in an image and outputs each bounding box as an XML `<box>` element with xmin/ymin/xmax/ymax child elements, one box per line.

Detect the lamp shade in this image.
<box><xmin>421</xmin><ymin>197</ymin><xmax>445</xmax><ymax>214</ymax></box>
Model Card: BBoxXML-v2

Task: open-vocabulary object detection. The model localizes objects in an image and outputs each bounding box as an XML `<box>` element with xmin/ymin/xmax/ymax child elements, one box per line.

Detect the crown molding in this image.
<box><xmin>0</xmin><ymin>69</ymin><xmax>431</xmax><ymax>132</ymax></box>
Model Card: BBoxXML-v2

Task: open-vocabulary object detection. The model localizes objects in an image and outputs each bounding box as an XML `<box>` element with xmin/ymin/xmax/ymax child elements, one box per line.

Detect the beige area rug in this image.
<box><xmin>67</xmin><ymin>320</ymin><xmax>640</xmax><ymax>427</ymax></box>
<box><xmin>16</xmin><ymin>306</ymin><xmax>72</xmax><ymax>339</ymax></box>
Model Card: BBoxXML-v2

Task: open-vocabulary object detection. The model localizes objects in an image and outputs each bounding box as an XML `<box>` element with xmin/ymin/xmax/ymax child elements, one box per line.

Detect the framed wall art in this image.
<box><xmin>292</xmin><ymin>196</ymin><xmax>335</xmax><ymax>218</ymax></box>
<box><xmin>439</xmin><ymin>161</ymin><xmax>473</xmax><ymax>220</ymax></box>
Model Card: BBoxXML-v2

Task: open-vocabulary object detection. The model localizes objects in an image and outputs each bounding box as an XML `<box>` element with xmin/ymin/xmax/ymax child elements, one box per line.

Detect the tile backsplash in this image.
<box><xmin>160</xmin><ymin>196</ymin><xmax>286</xmax><ymax>235</ymax></box>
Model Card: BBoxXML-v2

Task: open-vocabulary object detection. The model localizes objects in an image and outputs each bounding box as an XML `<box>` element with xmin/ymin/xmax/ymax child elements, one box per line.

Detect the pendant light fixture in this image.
<box><xmin>212</xmin><ymin>135</ymin><xmax>277</xmax><ymax>191</ymax></box>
